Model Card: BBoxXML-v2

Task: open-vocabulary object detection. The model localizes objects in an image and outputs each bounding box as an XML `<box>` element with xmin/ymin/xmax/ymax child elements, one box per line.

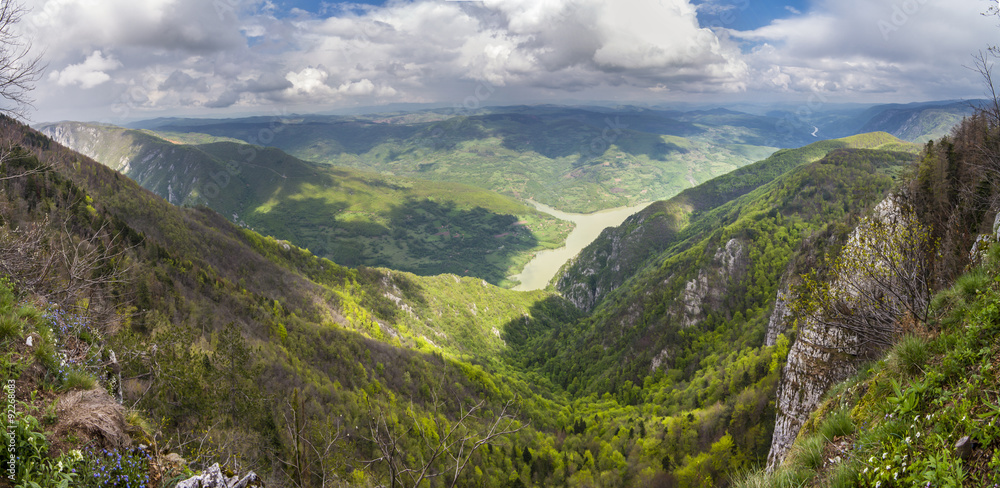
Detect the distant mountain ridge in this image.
<box><xmin>126</xmin><ymin>105</ymin><xmax>811</xmax><ymax>213</ymax></box>
<box><xmin>803</xmin><ymin>99</ymin><xmax>980</xmax><ymax>142</ymax></box>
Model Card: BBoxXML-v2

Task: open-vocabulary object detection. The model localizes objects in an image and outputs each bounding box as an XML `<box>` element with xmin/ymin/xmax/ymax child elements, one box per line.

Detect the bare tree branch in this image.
<box><xmin>0</xmin><ymin>0</ymin><xmax>44</xmax><ymax>121</ymax></box>
<box><xmin>795</xmin><ymin>195</ymin><xmax>935</xmax><ymax>350</ymax></box>
<box><xmin>361</xmin><ymin>391</ymin><xmax>524</xmax><ymax>488</ymax></box>
<box><xmin>0</xmin><ymin>215</ymin><xmax>137</xmax><ymax>327</ymax></box>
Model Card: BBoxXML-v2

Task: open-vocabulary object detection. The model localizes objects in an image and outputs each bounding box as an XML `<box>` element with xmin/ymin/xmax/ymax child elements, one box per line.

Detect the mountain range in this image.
<box><xmin>5</xmin><ymin>101</ymin><xmax>1000</xmax><ymax>488</ymax></box>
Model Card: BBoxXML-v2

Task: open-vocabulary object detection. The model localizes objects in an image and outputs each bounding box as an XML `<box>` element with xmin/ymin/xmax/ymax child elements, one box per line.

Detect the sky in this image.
<box><xmin>15</xmin><ymin>0</ymin><xmax>1000</xmax><ymax>123</ymax></box>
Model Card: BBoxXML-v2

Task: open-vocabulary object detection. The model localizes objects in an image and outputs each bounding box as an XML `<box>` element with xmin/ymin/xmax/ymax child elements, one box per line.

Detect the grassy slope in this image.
<box><xmin>38</xmin><ymin>122</ymin><xmax>571</xmax><ymax>287</ymax></box>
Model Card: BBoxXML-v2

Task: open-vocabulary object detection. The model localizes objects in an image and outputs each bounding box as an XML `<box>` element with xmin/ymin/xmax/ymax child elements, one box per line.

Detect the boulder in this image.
<box><xmin>176</xmin><ymin>463</ymin><xmax>263</xmax><ymax>488</ymax></box>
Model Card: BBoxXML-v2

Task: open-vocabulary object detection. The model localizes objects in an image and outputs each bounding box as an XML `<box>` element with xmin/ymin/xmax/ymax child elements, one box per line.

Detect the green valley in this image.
<box><xmin>6</xmin><ymin>110</ymin><xmax>999</xmax><ymax>488</ymax></box>
<box><xmin>39</xmin><ymin>122</ymin><xmax>572</xmax><ymax>287</ymax></box>
<box><xmin>6</xmin><ymin>0</ymin><xmax>999</xmax><ymax>485</ymax></box>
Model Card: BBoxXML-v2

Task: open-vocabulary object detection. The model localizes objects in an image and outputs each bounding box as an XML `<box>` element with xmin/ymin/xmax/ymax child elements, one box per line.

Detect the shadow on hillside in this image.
<box><xmin>174</xmin><ymin>121</ymin><xmax>425</xmax><ymax>156</ymax></box>
<box><xmin>247</xmin><ymin>193</ymin><xmax>544</xmax><ymax>284</ymax></box>
<box><xmin>384</xmin><ymin>198</ymin><xmax>541</xmax><ymax>284</ymax></box>
<box><xmin>499</xmin><ymin>293</ymin><xmax>585</xmax><ymax>378</ymax></box>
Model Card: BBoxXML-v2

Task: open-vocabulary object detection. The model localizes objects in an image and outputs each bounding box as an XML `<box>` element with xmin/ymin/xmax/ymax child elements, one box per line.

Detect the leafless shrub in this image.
<box><xmin>0</xmin><ymin>0</ymin><xmax>43</xmax><ymax>120</ymax></box>
<box><xmin>361</xmin><ymin>391</ymin><xmax>524</xmax><ymax>488</ymax></box>
<box><xmin>795</xmin><ymin>196</ymin><xmax>935</xmax><ymax>350</ymax></box>
<box><xmin>0</xmin><ymin>218</ymin><xmax>135</xmax><ymax>327</ymax></box>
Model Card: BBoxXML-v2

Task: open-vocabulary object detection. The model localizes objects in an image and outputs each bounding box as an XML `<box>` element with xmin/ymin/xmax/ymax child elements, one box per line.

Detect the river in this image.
<box><xmin>511</xmin><ymin>200</ymin><xmax>654</xmax><ymax>291</ymax></box>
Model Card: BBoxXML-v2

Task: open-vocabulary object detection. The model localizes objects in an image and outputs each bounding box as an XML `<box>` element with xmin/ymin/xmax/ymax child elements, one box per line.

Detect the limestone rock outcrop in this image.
<box><xmin>765</xmin><ymin>317</ymin><xmax>863</xmax><ymax>470</ymax></box>
<box><xmin>176</xmin><ymin>463</ymin><xmax>263</xmax><ymax>488</ymax></box>
<box><xmin>766</xmin><ymin>195</ymin><xmax>910</xmax><ymax>471</ymax></box>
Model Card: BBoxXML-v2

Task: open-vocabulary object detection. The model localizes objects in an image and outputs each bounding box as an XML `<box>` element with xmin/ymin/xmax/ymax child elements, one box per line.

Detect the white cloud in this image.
<box><xmin>18</xmin><ymin>0</ymin><xmax>1000</xmax><ymax>121</ymax></box>
<box><xmin>286</xmin><ymin>67</ymin><xmax>332</xmax><ymax>96</ymax></box>
<box><xmin>733</xmin><ymin>0</ymin><xmax>995</xmax><ymax>99</ymax></box>
<box><xmin>338</xmin><ymin>79</ymin><xmax>374</xmax><ymax>96</ymax></box>
<box><xmin>49</xmin><ymin>50</ymin><xmax>121</xmax><ymax>88</ymax></box>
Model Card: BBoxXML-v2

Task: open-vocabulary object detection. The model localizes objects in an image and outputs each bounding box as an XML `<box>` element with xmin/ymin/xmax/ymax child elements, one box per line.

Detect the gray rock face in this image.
<box><xmin>557</xmin><ymin>202</ymin><xmax>681</xmax><ymax>312</ymax></box>
<box><xmin>764</xmin><ymin>285</ymin><xmax>793</xmax><ymax>347</ymax></box>
<box><xmin>765</xmin><ymin>262</ymin><xmax>799</xmax><ymax>347</ymax></box>
<box><xmin>176</xmin><ymin>463</ymin><xmax>262</xmax><ymax>488</ymax></box>
<box><xmin>675</xmin><ymin>238</ymin><xmax>745</xmax><ymax>328</ymax></box>
<box><xmin>557</xmin><ymin>224</ymin><xmax>644</xmax><ymax>312</ymax></box>
<box><xmin>765</xmin><ymin>318</ymin><xmax>863</xmax><ymax>470</ymax></box>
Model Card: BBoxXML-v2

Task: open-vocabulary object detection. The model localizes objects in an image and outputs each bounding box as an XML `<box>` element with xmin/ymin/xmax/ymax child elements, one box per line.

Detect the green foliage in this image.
<box><xmin>827</xmin><ymin>459</ymin><xmax>862</xmax><ymax>488</ymax></box>
<box><xmin>886</xmin><ymin>334</ymin><xmax>930</xmax><ymax>377</ymax></box>
<box><xmin>0</xmin><ymin>311</ymin><xmax>21</xmax><ymax>341</ymax></box>
<box><xmin>795</xmin><ymin>194</ymin><xmax>935</xmax><ymax>349</ymax></box>
<box><xmin>0</xmin><ymin>413</ymin><xmax>82</xmax><ymax>488</ymax></box>
<box><xmin>790</xmin><ymin>435</ymin><xmax>825</xmax><ymax>470</ymax></box>
<box><xmin>0</xmin><ymin>283</ymin><xmax>26</xmax><ymax>343</ymax></box>
<box><xmin>817</xmin><ymin>409</ymin><xmax>855</xmax><ymax>441</ymax></box>
<box><xmin>732</xmin><ymin>466</ymin><xmax>814</xmax><ymax>488</ymax></box>
<box><xmin>60</xmin><ymin>369</ymin><xmax>96</xmax><ymax>391</ymax></box>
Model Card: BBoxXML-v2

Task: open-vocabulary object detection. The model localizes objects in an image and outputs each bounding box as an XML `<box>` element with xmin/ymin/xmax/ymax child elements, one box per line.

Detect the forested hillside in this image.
<box><xmin>556</xmin><ymin>132</ymin><xmax>915</xmax><ymax>311</ymax></box>
<box><xmin>39</xmin><ymin>122</ymin><xmax>572</xmax><ymax>287</ymax></box>
<box><xmin>0</xmin><ymin>116</ymin><xmax>586</xmax><ymax>488</ymax></box>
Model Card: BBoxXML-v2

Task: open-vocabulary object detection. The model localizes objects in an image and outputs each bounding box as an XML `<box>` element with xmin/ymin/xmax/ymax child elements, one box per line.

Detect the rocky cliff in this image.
<box><xmin>674</xmin><ymin>237</ymin><xmax>746</xmax><ymax>328</ymax></box>
<box><xmin>40</xmin><ymin>122</ymin><xmax>222</xmax><ymax>207</ymax></box>
<box><xmin>766</xmin><ymin>195</ymin><xmax>911</xmax><ymax>470</ymax></box>
<box><xmin>765</xmin><ymin>315</ymin><xmax>864</xmax><ymax>470</ymax></box>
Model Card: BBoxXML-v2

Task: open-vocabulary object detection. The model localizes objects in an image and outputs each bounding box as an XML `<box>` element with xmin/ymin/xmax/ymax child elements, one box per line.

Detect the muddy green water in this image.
<box><xmin>511</xmin><ymin>200</ymin><xmax>653</xmax><ymax>291</ymax></box>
